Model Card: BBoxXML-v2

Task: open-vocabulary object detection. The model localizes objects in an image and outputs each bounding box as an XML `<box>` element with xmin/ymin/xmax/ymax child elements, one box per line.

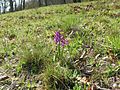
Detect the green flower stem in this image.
<box><xmin>58</xmin><ymin>42</ymin><xmax>61</xmax><ymax>60</ymax></box>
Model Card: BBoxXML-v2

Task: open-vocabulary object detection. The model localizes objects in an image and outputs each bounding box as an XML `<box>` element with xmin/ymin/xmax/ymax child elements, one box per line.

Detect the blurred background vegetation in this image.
<box><xmin>0</xmin><ymin>0</ymin><xmax>97</xmax><ymax>14</ymax></box>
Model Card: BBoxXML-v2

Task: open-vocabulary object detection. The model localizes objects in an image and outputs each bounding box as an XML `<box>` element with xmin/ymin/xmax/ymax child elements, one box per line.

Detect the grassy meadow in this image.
<box><xmin>0</xmin><ymin>0</ymin><xmax>120</xmax><ymax>90</ymax></box>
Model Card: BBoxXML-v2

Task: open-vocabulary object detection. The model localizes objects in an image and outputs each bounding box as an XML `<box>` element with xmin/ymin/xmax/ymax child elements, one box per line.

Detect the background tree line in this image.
<box><xmin>0</xmin><ymin>0</ymin><xmax>94</xmax><ymax>14</ymax></box>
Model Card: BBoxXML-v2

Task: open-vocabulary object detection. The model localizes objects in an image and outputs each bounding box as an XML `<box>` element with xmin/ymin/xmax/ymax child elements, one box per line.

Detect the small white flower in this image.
<box><xmin>113</xmin><ymin>83</ymin><xmax>117</xmax><ymax>88</ymax></box>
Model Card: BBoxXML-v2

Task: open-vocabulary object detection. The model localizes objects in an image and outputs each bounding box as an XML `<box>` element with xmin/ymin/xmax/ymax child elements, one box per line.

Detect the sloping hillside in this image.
<box><xmin>0</xmin><ymin>0</ymin><xmax>120</xmax><ymax>90</ymax></box>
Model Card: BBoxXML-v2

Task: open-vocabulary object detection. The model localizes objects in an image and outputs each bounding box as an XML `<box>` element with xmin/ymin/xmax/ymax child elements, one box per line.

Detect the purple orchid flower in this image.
<box><xmin>54</xmin><ymin>31</ymin><xmax>68</xmax><ymax>47</ymax></box>
<box><xmin>54</xmin><ymin>31</ymin><xmax>61</xmax><ymax>44</ymax></box>
<box><xmin>61</xmin><ymin>37</ymin><xmax>68</xmax><ymax>47</ymax></box>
